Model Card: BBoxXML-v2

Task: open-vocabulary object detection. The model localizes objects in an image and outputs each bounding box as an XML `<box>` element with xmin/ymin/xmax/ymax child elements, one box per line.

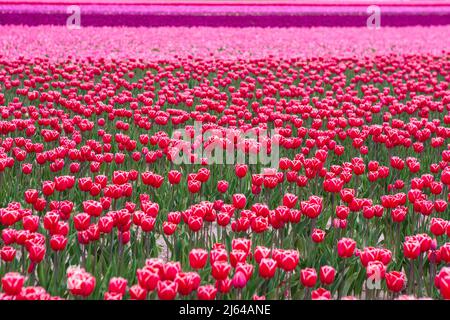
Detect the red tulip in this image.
<box><xmin>196</xmin><ymin>168</ymin><xmax>210</xmax><ymax>183</ymax></box>
<box><xmin>236</xmin><ymin>263</ymin><xmax>253</xmax><ymax>281</ymax></box>
<box><xmin>157</xmin><ymin>280</ymin><xmax>177</xmax><ymax>300</ymax></box>
<box><xmin>24</xmin><ymin>189</ymin><xmax>39</xmax><ymax>204</ymax></box>
<box><xmin>300</xmin><ymin>268</ymin><xmax>317</xmax><ymax>288</ymax></box>
<box><xmin>112</xmin><ymin>170</ymin><xmax>128</xmax><ymax>185</ymax></box>
<box><xmin>187</xmin><ymin>180</ymin><xmax>201</xmax><ymax>194</ymax></box>
<box><xmin>258</xmin><ymin>258</ymin><xmax>277</xmax><ymax>279</ymax></box>
<box><xmin>168</xmin><ymin>170</ymin><xmax>182</xmax><ymax>185</ymax></box>
<box><xmin>336</xmin><ymin>205</ymin><xmax>349</xmax><ymax>220</ymax></box>
<box><xmin>67</xmin><ymin>267</ymin><xmax>96</xmax><ymax>297</ymax></box>
<box><xmin>162</xmin><ymin>262</ymin><xmax>181</xmax><ymax>281</ymax></box>
<box><xmin>22</xmin><ymin>215</ymin><xmax>39</xmax><ymax>232</ymax></box>
<box><xmin>28</xmin><ymin>244</ymin><xmax>46</xmax><ymax>264</ymax></box>
<box><xmin>440</xmin><ymin>243</ymin><xmax>450</xmax><ymax>263</ymax></box>
<box><xmin>129</xmin><ymin>285</ymin><xmax>147</xmax><ymax>300</ymax></box>
<box><xmin>211</xmin><ymin>261</ymin><xmax>231</xmax><ymax>281</ymax></box>
<box><xmin>319</xmin><ymin>265</ymin><xmax>336</xmax><ymax>285</ymax></box>
<box><xmin>337</xmin><ymin>238</ymin><xmax>356</xmax><ymax>258</ymax></box>
<box><xmin>210</xmin><ymin>248</ymin><xmax>228</xmax><ymax>264</ymax></box>
<box><xmin>108</xmin><ymin>277</ymin><xmax>128</xmax><ymax>295</ymax></box>
<box><xmin>0</xmin><ymin>246</ymin><xmax>16</xmax><ymax>262</ymax></box>
<box><xmin>279</xmin><ymin>249</ymin><xmax>299</xmax><ymax>272</ymax></box>
<box><xmin>254</xmin><ymin>246</ymin><xmax>271</xmax><ymax>264</ymax></box>
<box><xmin>232</xmin><ymin>194</ymin><xmax>247</xmax><ymax>209</ymax></box>
<box><xmin>323</xmin><ymin>177</ymin><xmax>344</xmax><ymax>193</ymax></box>
<box><xmin>163</xmin><ymin>222</ymin><xmax>177</xmax><ymax>235</ymax></box>
<box><xmin>215</xmin><ymin>278</ymin><xmax>232</xmax><ymax>294</ymax></box>
<box><xmin>217</xmin><ymin>180</ymin><xmax>229</xmax><ymax>193</ymax></box>
<box><xmin>98</xmin><ymin>216</ymin><xmax>114</xmax><ymax>234</ymax></box>
<box><xmin>430</xmin><ymin>218</ymin><xmax>447</xmax><ymax>236</ymax></box>
<box><xmin>311</xmin><ymin>287</ymin><xmax>331</xmax><ymax>300</ymax></box>
<box><xmin>385</xmin><ymin>271</ymin><xmax>406</xmax><ymax>293</ymax></box>
<box><xmin>282</xmin><ymin>193</ymin><xmax>298</xmax><ymax>209</ymax></box>
<box><xmin>391</xmin><ymin>207</ymin><xmax>407</xmax><ymax>223</ymax></box>
<box><xmin>187</xmin><ymin>215</ymin><xmax>203</xmax><ymax>232</ymax></box>
<box><xmin>312</xmin><ymin>228</ymin><xmax>326</xmax><ymax>243</ymax></box>
<box><xmin>403</xmin><ymin>239</ymin><xmax>421</xmax><ymax>260</ymax></box>
<box><xmin>435</xmin><ymin>267</ymin><xmax>450</xmax><ymax>300</ymax></box>
<box><xmin>22</xmin><ymin>163</ymin><xmax>33</xmax><ymax>174</ymax></box>
<box><xmin>73</xmin><ymin>213</ymin><xmax>90</xmax><ymax>231</ymax></box>
<box><xmin>301</xmin><ymin>200</ymin><xmax>322</xmax><ymax>219</ymax></box>
<box><xmin>230</xmin><ymin>250</ymin><xmax>247</xmax><ymax>268</ymax></box>
<box><xmin>104</xmin><ymin>292</ymin><xmax>123</xmax><ymax>300</ymax></box>
<box><xmin>49</xmin><ymin>235</ymin><xmax>67</xmax><ymax>251</ymax></box>
<box><xmin>232</xmin><ymin>238</ymin><xmax>251</xmax><ymax>254</ymax></box>
<box><xmin>1</xmin><ymin>272</ymin><xmax>25</xmax><ymax>295</ymax></box>
<box><xmin>83</xmin><ymin>200</ymin><xmax>103</xmax><ymax>217</ymax></box>
<box><xmin>189</xmin><ymin>248</ymin><xmax>208</xmax><ymax>269</ymax></box>
<box><xmin>197</xmin><ymin>285</ymin><xmax>217</xmax><ymax>300</ymax></box>
<box><xmin>137</xmin><ymin>267</ymin><xmax>159</xmax><ymax>291</ymax></box>
<box><xmin>235</xmin><ymin>164</ymin><xmax>248</xmax><ymax>178</ymax></box>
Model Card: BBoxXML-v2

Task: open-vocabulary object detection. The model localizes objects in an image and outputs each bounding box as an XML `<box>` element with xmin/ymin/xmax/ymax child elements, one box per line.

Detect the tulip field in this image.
<box><xmin>1</xmin><ymin>1</ymin><xmax>450</xmax><ymax>301</ymax></box>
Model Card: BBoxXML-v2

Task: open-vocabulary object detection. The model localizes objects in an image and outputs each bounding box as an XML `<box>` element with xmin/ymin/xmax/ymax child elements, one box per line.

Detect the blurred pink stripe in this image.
<box><xmin>0</xmin><ymin>0</ymin><xmax>449</xmax><ymax>5</ymax></box>
<box><xmin>2</xmin><ymin>4</ymin><xmax>450</xmax><ymax>14</ymax></box>
<box><xmin>1</xmin><ymin>25</ymin><xmax>449</xmax><ymax>62</ymax></box>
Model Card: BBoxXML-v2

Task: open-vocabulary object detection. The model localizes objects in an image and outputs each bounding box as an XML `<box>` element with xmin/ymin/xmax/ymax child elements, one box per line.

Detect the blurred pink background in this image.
<box><xmin>0</xmin><ymin>0</ymin><xmax>449</xmax><ymax>5</ymax></box>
